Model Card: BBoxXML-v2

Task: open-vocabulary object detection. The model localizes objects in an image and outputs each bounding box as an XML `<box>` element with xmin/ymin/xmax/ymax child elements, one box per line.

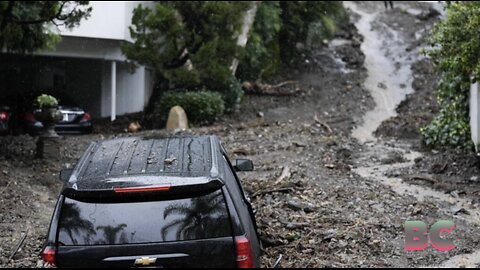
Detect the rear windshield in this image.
<box><xmin>57</xmin><ymin>189</ymin><xmax>232</xmax><ymax>246</ymax></box>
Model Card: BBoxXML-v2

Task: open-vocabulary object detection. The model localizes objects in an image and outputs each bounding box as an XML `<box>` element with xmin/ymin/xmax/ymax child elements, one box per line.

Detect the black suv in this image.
<box><xmin>41</xmin><ymin>136</ymin><xmax>261</xmax><ymax>268</ymax></box>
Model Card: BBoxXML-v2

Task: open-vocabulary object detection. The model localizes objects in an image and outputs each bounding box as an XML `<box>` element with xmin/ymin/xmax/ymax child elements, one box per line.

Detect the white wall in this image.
<box><xmin>101</xmin><ymin>61</ymin><xmax>155</xmax><ymax>118</ymax></box>
<box><xmin>117</xmin><ymin>63</ymin><xmax>145</xmax><ymax>115</ymax></box>
<box><xmin>38</xmin><ymin>36</ymin><xmax>126</xmax><ymax>61</ymax></box>
<box><xmin>59</xmin><ymin>1</ymin><xmax>155</xmax><ymax>43</ymax></box>
<box><xmin>470</xmin><ymin>82</ymin><xmax>480</xmax><ymax>151</ymax></box>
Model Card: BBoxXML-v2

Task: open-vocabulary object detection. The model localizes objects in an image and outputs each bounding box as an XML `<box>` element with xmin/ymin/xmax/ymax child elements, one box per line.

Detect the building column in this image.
<box><xmin>111</xmin><ymin>61</ymin><xmax>117</xmax><ymax>122</ymax></box>
<box><xmin>470</xmin><ymin>82</ymin><xmax>480</xmax><ymax>151</ymax></box>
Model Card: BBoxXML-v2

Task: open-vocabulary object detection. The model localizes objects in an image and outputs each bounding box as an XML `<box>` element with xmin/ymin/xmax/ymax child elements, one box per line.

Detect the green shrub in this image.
<box><xmin>157</xmin><ymin>90</ymin><xmax>225</xmax><ymax>125</ymax></box>
<box><xmin>420</xmin><ymin>2</ymin><xmax>480</xmax><ymax>148</ymax></box>
<box><xmin>420</xmin><ymin>74</ymin><xmax>473</xmax><ymax>148</ymax></box>
<box><xmin>208</xmin><ymin>75</ymin><xmax>244</xmax><ymax>114</ymax></box>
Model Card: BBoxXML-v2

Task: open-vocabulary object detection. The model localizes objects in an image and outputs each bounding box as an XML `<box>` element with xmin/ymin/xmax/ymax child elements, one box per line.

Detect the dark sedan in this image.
<box><xmin>23</xmin><ymin>105</ymin><xmax>93</xmax><ymax>135</ymax></box>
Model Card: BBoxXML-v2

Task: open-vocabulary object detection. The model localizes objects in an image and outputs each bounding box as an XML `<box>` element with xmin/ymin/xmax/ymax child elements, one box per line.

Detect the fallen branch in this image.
<box><xmin>274</xmin><ymin>166</ymin><xmax>291</xmax><ymax>185</ymax></box>
<box><xmin>410</xmin><ymin>174</ymin><xmax>438</xmax><ymax>183</ymax></box>
<box><xmin>251</xmin><ymin>187</ymin><xmax>294</xmax><ymax>198</ymax></box>
<box><xmin>273</xmin><ymin>254</ymin><xmax>283</xmax><ymax>268</ymax></box>
<box><xmin>314</xmin><ymin>114</ymin><xmax>333</xmax><ymax>133</ymax></box>
<box><xmin>272</xmin><ymin>80</ymin><xmax>298</xmax><ymax>88</ymax></box>
<box><xmin>242</xmin><ymin>80</ymin><xmax>299</xmax><ymax>96</ymax></box>
<box><xmin>9</xmin><ymin>230</ymin><xmax>28</xmax><ymax>262</ymax></box>
<box><xmin>1</xmin><ymin>181</ymin><xmax>12</xmax><ymax>194</ymax></box>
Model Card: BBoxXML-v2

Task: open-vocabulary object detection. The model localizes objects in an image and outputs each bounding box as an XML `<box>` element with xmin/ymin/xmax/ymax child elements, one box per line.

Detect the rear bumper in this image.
<box><xmin>55</xmin><ymin>122</ymin><xmax>93</xmax><ymax>134</ymax></box>
<box><xmin>25</xmin><ymin>122</ymin><xmax>93</xmax><ymax>135</ymax></box>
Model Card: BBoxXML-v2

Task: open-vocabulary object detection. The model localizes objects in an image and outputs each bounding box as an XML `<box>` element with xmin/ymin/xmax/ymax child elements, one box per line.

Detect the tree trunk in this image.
<box><xmin>231</xmin><ymin>2</ymin><xmax>260</xmax><ymax>75</ymax></box>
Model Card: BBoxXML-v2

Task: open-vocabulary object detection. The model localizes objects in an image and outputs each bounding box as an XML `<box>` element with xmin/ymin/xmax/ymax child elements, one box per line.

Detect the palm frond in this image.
<box><xmin>161</xmin><ymin>218</ymin><xmax>187</xmax><ymax>240</ymax></box>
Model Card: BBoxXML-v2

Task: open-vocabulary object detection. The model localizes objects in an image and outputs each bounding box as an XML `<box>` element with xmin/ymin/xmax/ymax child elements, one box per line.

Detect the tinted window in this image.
<box><xmin>58</xmin><ymin>189</ymin><xmax>231</xmax><ymax>246</ymax></box>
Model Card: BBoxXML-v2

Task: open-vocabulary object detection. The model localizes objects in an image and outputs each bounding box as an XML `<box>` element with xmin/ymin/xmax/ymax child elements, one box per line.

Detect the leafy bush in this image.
<box><xmin>156</xmin><ymin>91</ymin><xmax>225</xmax><ymax>125</ymax></box>
<box><xmin>421</xmin><ymin>2</ymin><xmax>480</xmax><ymax>148</ymax></box>
<box><xmin>217</xmin><ymin>76</ymin><xmax>244</xmax><ymax>114</ymax></box>
<box><xmin>35</xmin><ymin>94</ymin><xmax>58</xmax><ymax>109</ymax></box>
<box><xmin>420</xmin><ymin>74</ymin><xmax>472</xmax><ymax>148</ymax></box>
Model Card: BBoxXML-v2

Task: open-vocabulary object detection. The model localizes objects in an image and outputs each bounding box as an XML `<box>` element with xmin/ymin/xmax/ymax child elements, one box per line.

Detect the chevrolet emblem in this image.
<box><xmin>134</xmin><ymin>257</ymin><xmax>157</xmax><ymax>266</ymax></box>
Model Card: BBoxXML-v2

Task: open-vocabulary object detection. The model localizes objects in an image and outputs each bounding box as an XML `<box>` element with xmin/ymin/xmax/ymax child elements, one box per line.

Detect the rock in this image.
<box><xmin>127</xmin><ymin>121</ymin><xmax>142</xmax><ymax>133</ymax></box>
<box><xmin>286</xmin><ymin>200</ymin><xmax>316</xmax><ymax>213</ymax></box>
<box><xmin>166</xmin><ymin>106</ymin><xmax>189</xmax><ymax>131</ymax></box>
<box><xmin>416</xmin><ymin>7</ymin><xmax>441</xmax><ymax>21</ymax></box>
<box><xmin>323</xmin><ymin>229</ymin><xmax>337</xmax><ymax>241</ymax></box>
<box><xmin>377</xmin><ymin>82</ymin><xmax>387</xmax><ymax>89</ymax></box>
<box><xmin>452</xmin><ymin>207</ymin><xmax>470</xmax><ymax>216</ymax></box>
<box><xmin>285</xmin><ymin>222</ymin><xmax>310</xmax><ymax>230</ymax></box>
<box><xmin>293</xmin><ymin>141</ymin><xmax>307</xmax><ymax>148</ymax></box>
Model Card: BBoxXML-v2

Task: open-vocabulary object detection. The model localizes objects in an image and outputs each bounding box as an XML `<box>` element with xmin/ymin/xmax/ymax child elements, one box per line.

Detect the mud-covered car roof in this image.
<box><xmin>63</xmin><ymin>135</ymin><xmax>228</xmax><ymax>194</ymax></box>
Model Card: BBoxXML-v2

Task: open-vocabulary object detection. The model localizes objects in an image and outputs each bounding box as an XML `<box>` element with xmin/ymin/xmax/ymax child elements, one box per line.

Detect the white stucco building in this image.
<box><xmin>0</xmin><ymin>1</ymin><xmax>156</xmax><ymax>120</ymax></box>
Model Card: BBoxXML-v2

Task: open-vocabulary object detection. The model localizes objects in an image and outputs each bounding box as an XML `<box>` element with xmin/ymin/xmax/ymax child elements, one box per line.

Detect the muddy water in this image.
<box><xmin>345</xmin><ymin>1</ymin><xmax>415</xmax><ymax>143</ymax></box>
<box><xmin>346</xmin><ymin>0</ymin><xmax>480</xmax><ymax>225</ymax></box>
<box><xmin>353</xmin><ymin>142</ymin><xmax>480</xmax><ymax>225</ymax></box>
<box><xmin>347</xmin><ymin>2</ymin><xmax>480</xmax><ymax>267</ymax></box>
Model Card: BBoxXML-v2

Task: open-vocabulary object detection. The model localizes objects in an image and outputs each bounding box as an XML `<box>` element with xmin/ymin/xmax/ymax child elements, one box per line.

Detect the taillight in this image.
<box><xmin>41</xmin><ymin>246</ymin><xmax>56</xmax><ymax>266</ymax></box>
<box><xmin>235</xmin><ymin>236</ymin><xmax>254</xmax><ymax>268</ymax></box>
<box><xmin>80</xmin><ymin>113</ymin><xmax>92</xmax><ymax>123</ymax></box>
<box><xmin>23</xmin><ymin>112</ymin><xmax>35</xmax><ymax>123</ymax></box>
<box><xmin>114</xmin><ymin>185</ymin><xmax>171</xmax><ymax>193</ymax></box>
<box><xmin>0</xmin><ymin>112</ymin><xmax>8</xmax><ymax>121</ymax></box>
